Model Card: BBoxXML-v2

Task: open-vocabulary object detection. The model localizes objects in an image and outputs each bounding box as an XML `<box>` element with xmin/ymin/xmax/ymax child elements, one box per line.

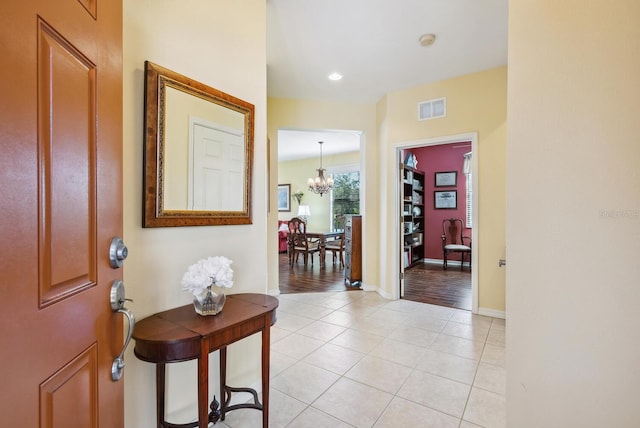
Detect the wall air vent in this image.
<box><xmin>418</xmin><ymin>97</ymin><xmax>446</xmax><ymax>121</ymax></box>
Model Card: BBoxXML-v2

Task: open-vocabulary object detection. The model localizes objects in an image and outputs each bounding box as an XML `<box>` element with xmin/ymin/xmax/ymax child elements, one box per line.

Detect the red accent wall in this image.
<box><xmin>406</xmin><ymin>142</ymin><xmax>471</xmax><ymax>261</ymax></box>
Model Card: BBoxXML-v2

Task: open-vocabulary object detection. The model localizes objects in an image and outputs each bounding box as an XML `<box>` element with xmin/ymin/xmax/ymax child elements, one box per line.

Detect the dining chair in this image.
<box><xmin>441</xmin><ymin>218</ymin><xmax>471</xmax><ymax>271</ymax></box>
<box><xmin>325</xmin><ymin>232</ymin><xmax>345</xmax><ymax>267</ymax></box>
<box><xmin>287</xmin><ymin>217</ymin><xmax>321</xmax><ymax>268</ymax></box>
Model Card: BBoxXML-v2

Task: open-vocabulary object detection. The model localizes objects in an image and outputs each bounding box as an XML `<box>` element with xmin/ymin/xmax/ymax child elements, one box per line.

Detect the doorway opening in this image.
<box><xmin>395</xmin><ymin>132</ymin><xmax>478</xmax><ymax>312</ymax></box>
<box><xmin>276</xmin><ymin>128</ymin><xmax>364</xmax><ymax>294</ymax></box>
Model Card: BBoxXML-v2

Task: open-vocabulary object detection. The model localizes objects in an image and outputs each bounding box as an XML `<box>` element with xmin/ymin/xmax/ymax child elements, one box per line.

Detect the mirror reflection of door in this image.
<box><xmin>161</xmin><ymin>83</ymin><xmax>248</xmax><ymax>214</ymax></box>
<box><xmin>188</xmin><ymin>119</ymin><xmax>244</xmax><ymax>211</ymax></box>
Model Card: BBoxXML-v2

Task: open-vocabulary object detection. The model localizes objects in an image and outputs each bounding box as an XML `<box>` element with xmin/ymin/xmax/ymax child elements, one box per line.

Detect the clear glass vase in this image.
<box><xmin>193</xmin><ymin>286</ymin><xmax>226</xmax><ymax>316</ymax></box>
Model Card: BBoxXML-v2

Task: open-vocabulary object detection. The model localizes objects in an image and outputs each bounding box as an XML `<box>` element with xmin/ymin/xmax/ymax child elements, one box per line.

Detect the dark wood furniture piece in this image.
<box><xmin>441</xmin><ymin>218</ymin><xmax>471</xmax><ymax>271</ymax></box>
<box><xmin>402</xmin><ymin>164</ymin><xmax>425</xmax><ymax>267</ymax></box>
<box><xmin>132</xmin><ymin>293</ymin><xmax>279</xmax><ymax>428</ymax></box>
<box><xmin>325</xmin><ymin>231</ymin><xmax>345</xmax><ymax>267</ymax></box>
<box><xmin>287</xmin><ymin>217</ymin><xmax>321</xmax><ymax>268</ymax></box>
<box><xmin>305</xmin><ymin>230</ymin><xmax>343</xmax><ymax>268</ymax></box>
<box><xmin>326</xmin><ymin>214</ymin><xmax>346</xmax><ymax>267</ymax></box>
<box><xmin>287</xmin><ymin>218</ymin><xmax>343</xmax><ymax>269</ymax></box>
<box><xmin>344</xmin><ymin>215</ymin><xmax>362</xmax><ymax>287</ymax></box>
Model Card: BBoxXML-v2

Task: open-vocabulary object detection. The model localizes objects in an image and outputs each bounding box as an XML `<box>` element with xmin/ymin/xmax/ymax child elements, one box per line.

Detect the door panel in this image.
<box><xmin>38</xmin><ymin>19</ymin><xmax>97</xmax><ymax>306</ymax></box>
<box><xmin>191</xmin><ymin>123</ymin><xmax>244</xmax><ymax>211</ymax></box>
<box><xmin>0</xmin><ymin>0</ymin><xmax>123</xmax><ymax>426</ymax></box>
<box><xmin>39</xmin><ymin>344</ymin><xmax>99</xmax><ymax>428</ymax></box>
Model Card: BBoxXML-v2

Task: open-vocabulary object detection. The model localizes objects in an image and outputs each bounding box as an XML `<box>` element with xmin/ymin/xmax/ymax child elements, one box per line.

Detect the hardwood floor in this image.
<box><xmin>278</xmin><ymin>253</ymin><xmax>349</xmax><ymax>293</ymax></box>
<box><xmin>403</xmin><ymin>261</ymin><xmax>471</xmax><ymax>311</ymax></box>
<box><xmin>278</xmin><ymin>253</ymin><xmax>472</xmax><ymax>311</ymax></box>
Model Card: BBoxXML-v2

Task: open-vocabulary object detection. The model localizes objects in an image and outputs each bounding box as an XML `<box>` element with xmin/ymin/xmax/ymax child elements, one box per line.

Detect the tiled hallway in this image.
<box><xmin>221</xmin><ymin>291</ymin><xmax>506</xmax><ymax>428</ymax></box>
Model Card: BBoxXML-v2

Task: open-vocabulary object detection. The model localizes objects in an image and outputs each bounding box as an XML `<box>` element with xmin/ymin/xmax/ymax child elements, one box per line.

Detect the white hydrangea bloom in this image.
<box><xmin>181</xmin><ymin>256</ymin><xmax>234</xmax><ymax>296</ymax></box>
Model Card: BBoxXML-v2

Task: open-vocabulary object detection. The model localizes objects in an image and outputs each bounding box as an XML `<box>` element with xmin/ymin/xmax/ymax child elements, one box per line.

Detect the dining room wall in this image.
<box><xmin>278</xmin><ymin>151</ymin><xmax>360</xmax><ymax>230</ymax></box>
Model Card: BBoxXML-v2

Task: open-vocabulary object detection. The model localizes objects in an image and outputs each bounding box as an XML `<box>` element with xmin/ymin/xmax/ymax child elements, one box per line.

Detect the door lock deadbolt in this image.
<box><xmin>109</xmin><ymin>237</ymin><xmax>128</xmax><ymax>269</ymax></box>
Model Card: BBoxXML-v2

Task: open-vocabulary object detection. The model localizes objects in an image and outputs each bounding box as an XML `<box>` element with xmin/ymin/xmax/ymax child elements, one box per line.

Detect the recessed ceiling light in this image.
<box><xmin>328</xmin><ymin>72</ymin><xmax>343</xmax><ymax>81</ymax></box>
<box><xmin>419</xmin><ymin>33</ymin><xmax>436</xmax><ymax>47</ymax></box>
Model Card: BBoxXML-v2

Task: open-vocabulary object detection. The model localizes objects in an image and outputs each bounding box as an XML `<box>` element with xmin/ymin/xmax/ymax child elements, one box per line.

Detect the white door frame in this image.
<box><xmin>393</xmin><ymin>132</ymin><xmax>479</xmax><ymax>313</ymax></box>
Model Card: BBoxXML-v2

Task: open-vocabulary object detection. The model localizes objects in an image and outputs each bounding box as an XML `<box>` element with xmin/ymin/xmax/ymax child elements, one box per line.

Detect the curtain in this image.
<box><xmin>463</xmin><ymin>152</ymin><xmax>472</xmax><ymax>228</ymax></box>
<box><xmin>463</xmin><ymin>151</ymin><xmax>472</xmax><ymax>174</ymax></box>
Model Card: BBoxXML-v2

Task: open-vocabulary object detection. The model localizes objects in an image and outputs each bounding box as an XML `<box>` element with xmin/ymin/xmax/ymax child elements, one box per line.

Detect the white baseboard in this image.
<box><xmin>372</xmin><ymin>285</ymin><xmax>394</xmax><ymax>299</ymax></box>
<box><xmin>422</xmin><ymin>258</ymin><xmax>468</xmax><ymax>268</ymax></box>
<box><xmin>478</xmin><ymin>307</ymin><xmax>506</xmax><ymax>319</ymax></box>
<box><xmin>360</xmin><ymin>282</ymin><xmax>377</xmax><ymax>293</ymax></box>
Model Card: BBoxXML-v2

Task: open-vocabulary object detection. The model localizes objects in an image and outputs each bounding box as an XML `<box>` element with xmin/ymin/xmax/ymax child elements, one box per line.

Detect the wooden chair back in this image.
<box><xmin>287</xmin><ymin>217</ymin><xmax>320</xmax><ymax>267</ymax></box>
<box><xmin>442</xmin><ymin>218</ymin><xmax>467</xmax><ymax>246</ymax></box>
<box><xmin>441</xmin><ymin>218</ymin><xmax>471</xmax><ymax>271</ymax></box>
<box><xmin>325</xmin><ymin>230</ymin><xmax>345</xmax><ymax>267</ymax></box>
<box><xmin>288</xmin><ymin>217</ymin><xmax>309</xmax><ymax>248</ymax></box>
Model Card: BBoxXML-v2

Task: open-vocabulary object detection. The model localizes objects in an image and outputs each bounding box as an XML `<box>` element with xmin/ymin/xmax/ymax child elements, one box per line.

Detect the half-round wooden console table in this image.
<box><xmin>132</xmin><ymin>293</ymin><xmax>279</xmax><ymax>428</ymax></box>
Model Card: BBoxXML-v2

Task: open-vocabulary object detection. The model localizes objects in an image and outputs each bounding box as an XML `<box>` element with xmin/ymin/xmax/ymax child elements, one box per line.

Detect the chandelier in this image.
<box><xmin>307</xmin><ymin>141</ymin><xmax>334</xmax><ymax>197</ymax></box>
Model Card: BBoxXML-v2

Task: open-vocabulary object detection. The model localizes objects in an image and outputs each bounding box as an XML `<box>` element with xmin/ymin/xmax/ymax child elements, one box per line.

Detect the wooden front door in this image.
<box><xmin>0</xmin><ymin>0</ymin><xmax>124</xmax><ymax>426</ymax></box>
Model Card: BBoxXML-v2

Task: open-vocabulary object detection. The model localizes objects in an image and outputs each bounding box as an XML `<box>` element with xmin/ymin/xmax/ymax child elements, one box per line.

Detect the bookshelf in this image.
<box><xmin>402</xmin><ymin>165</ymin><xmax>425</xmax><ymax>268</ymax></box>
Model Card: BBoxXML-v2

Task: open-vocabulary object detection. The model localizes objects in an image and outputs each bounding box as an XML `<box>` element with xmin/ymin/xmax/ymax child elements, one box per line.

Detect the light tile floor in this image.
<box><xmin>219</xmin><ymin>291</ymin><xmax>505</xmax><ymax>428</ymax></box>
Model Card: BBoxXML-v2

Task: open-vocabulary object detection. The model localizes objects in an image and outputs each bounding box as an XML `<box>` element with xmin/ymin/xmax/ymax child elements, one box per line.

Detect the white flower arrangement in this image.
<box><xmin>181</xmin><ymin>256</ymin><xmax>234</xmax><ymax>298</ymax></box>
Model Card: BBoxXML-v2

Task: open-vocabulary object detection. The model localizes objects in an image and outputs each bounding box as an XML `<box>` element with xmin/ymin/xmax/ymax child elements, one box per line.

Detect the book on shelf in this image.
<box><xmin>412</xmin><ymin>191</ymin><xmax>423</xmax><ymax>204</ymax></box>
<box><xmin>403</xmin><ymin>249</ymin><xmax>410</xmax><ymax>268</ymax></box>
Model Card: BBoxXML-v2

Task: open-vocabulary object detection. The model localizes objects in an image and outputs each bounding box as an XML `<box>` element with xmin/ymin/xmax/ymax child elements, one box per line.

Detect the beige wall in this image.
<box><xmin>278</xmin><ymin>151</ymin><xmax>360</xmax><ymax>230</ymax></box>
<box><xmin>268</xmin><ymin>68</ymin><xmax>507</xmax><ymax>312</ymax></box>
<box><xmin>506</xmin><ymin>1</ymin><xmax>640</xmax><ymax>425</ymax></box>
<box><xmin>123</xmin><ymin>1</ymin><xmax>266</xmax><ymax>427</ymax></box>
<box><xmin>267</xmin><ymin>98</ymin><xmax>379</xmax><ymax>291</ymax></box>
<box><xmin>117</xmin><ymin>1</ymin><xmax>640</xmax><ymax>423</ymax></box>
<box><xmin>379</xmin><ymin>66</ymin><xmax>507</xmax><ymax>313</ymax></box>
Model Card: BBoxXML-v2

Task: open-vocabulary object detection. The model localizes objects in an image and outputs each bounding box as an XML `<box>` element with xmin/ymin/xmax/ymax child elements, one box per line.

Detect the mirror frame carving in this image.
<box><xmin>143</xmin><ymin>61</ymin><xmax>254</xmax><ymax>227</ymax></box>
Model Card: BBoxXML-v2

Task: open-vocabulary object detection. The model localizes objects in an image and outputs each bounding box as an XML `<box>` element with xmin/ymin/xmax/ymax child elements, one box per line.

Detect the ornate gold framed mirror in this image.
<box><xmin>143</xmin><ymin>61</ymin><xmax>254</xmax><ymax>227</ymax></box>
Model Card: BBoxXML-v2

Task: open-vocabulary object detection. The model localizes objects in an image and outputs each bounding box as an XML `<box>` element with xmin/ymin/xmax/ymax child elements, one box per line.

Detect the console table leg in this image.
<box><xmin>262</xmin><ymin>319</ymin><xmax>271</xmax><ymax>428</ymax></box>
<box><xmin>198</xmin><ymin>339</ymin><xmax>209</xmax><ymax>428</ymax></box>
<box><xmin>220</xmin><ymin>347</ymin><xmax>227</xmax><ymax>421</ymax></box>
<box><xmin>156</xmin><ymin>363</ymin><xmax>166</xmax><ymax>428</ymax></box>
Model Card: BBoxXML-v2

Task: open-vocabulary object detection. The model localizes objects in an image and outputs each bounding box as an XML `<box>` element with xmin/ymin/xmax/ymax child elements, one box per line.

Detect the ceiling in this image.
<box><xmin>268</xmin><ymin>0</ymin><xmax>508</xmax><ymax>160</ymax></box>
<box><xmin>276</xmin><ymin>129</ymin><xmax>362</xmax><ymax>162</ymax></box>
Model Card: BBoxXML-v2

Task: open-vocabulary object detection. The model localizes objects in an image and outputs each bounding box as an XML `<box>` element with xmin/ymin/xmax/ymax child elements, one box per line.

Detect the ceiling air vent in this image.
<box><xmin>418</xmin><ymin>97</ymin><xmax>446</xmax><ymax>121</ymax></box>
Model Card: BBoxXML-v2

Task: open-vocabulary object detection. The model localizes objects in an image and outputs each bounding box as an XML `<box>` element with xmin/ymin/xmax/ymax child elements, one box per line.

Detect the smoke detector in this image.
<box><xmin>419</xmin><ymin>33</ymin><xmax>436</xmax><ymax>47</ymax></box>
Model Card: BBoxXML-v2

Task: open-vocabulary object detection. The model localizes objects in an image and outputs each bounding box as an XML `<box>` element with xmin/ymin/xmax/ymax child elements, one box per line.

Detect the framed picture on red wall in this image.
<box><xmin>434</xmin><ymin>190</ymin><xmax>457</xmax><ymax>209</ymax></box>
<box><xmin>435</xmin><ymin>171</ymin><xmax>457</xmax><ymax>187</ymax></box>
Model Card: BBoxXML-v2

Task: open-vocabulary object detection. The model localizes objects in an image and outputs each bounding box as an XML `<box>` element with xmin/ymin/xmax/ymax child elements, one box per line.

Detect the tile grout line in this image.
<box><xmin>274</xmin><ymin>292</ymin><xmax>504</xmax><ymax>427</ymax></box>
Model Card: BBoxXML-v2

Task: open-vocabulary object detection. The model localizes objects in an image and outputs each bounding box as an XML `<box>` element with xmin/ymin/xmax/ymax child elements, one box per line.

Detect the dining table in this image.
<box><xmin>291</xmin><ymin>230</ymin><xmax>343</xmax><ymax>268</ymax></box>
